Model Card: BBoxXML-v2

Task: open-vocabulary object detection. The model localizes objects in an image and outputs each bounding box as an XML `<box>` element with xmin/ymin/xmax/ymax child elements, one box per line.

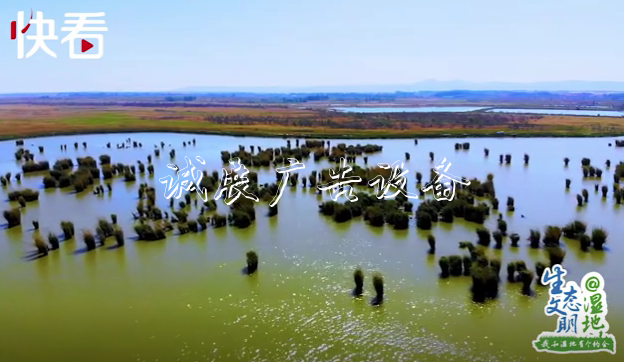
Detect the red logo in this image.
<box><xmin>10</xmin><ymin>9</ymin><xmax>32</xmax><ymax>39</ymax></box>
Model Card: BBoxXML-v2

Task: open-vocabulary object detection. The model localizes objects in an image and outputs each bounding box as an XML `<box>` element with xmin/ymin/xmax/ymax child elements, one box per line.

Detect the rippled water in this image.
<box><xmin>0</xmin><ymin>133</ymin><xmax>622</xmax><ymax>361</ymax></box>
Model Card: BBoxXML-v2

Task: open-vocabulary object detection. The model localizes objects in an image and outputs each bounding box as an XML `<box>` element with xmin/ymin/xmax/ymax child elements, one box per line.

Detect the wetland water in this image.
<box><xmin>0</xmin><ymin>133</ymin><xmax>623</xmax><ymax>362</ymax></box>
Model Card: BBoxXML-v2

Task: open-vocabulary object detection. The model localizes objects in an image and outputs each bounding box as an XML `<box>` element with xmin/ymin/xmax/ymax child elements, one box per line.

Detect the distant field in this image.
<box><xmin>0</xmin><ymin>104</ymin><xmax>623</xmax><ymax>140</ymax></box>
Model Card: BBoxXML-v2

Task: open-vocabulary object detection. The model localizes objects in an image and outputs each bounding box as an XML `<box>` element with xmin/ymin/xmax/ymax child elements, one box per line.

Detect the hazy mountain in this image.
<box><xmin>177</xmin><ymin>80</ymin><xmax>624</xmax><ymax>93</ymax></box>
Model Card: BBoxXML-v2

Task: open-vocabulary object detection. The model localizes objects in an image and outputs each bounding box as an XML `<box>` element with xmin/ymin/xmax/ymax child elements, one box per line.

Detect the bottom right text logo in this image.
<box><xmin>533</xmin><ymin>264</ymin><xmax>616</xmax><ymax>354</ymax></box>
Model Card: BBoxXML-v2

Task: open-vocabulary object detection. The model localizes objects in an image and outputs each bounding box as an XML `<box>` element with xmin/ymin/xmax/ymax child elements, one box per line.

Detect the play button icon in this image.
<box><xmin>81</xmin><ymin>39</ymin><xmax>94</xmax><ymax>53</ymax></box>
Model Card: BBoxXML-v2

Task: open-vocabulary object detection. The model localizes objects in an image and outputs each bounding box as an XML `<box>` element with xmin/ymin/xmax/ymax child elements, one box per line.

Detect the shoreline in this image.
<box><xmin>1</xmin><ymin>127</ymin><xmax>623</xmax><ymax>141</ymax></box>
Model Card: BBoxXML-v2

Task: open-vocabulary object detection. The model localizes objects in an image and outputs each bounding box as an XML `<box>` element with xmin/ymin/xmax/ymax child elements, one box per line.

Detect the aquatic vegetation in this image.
<box><xmin>462</xmin><ymin>255</ymin><xmax>472</xmax><ymax>276</ymax></box>
<box><xmin>546</xmin><ymin>246</ymin><xmax>566</xmax><ymax>267</ymax></box>
<box><xmin>134</xmin><ymin>222</ymin><xmax>167</xmax><ymax>241</ymax></box>
<box><xmin>529</xmin><ymin>229</ymin><xmax>541</xmax><ymax>248</ymax></box>
<box><xmin>470</xmin><ymin>261</ymin><xmax>499</xmax><ymax>303</ymax></box>
<box><xmin>506</xmin><ymin>197</ymin><xmax>515</xmax><ymax>212</ymax></box>
<box><xmin>535</xmin><ymin>261</ymin><xmax>547</xmax><ymax>286</ymax></box>
<box><xmin>497</xmin><ymin>219</ymin><xmax>507</xmax><ymax>235</ymax></box>
<box><xmin>524</xmin><ymin>154</ymin><xmax>529</xmax><ymax>165</ymax></box>
<box><xmin>602</xmin><ymin>185</ymin><xmax>608</xmax><ymax>197</ymax></box>
<box><xmin>491</xmin><ymin>197</ymin><xmax>499</xmax><ymax>210</ymax></box>
<box><xmin>353</xmin><ymin>267</ymin><xmax>364</xmax><ymax>296</ymax></box>
<box><xmin>47</xmin><ymin>232</ymin><xmax>59</xmax><ymax>250</ymax></box>
<box><xmin>427</xmin><ymin>235</ymin><xmax>436</xmax><ymax>254</ymax></box>
<box><xmin>7</xmin><ymin>189</ymin><xmax>40</xmax><ymax>202</ymax></box>
<box><xmin>96</xmin><ymin>219</ymin><xmax>115</xmax><ymax>243</ymax></box>
<box><xmin>113</xmin><ymin>227</ymin><xmax>124</xmax><ymax>246</ymax></box>
<box><xmin>580</xmin><ymin>234</ymin><xmax>591</xmax><ymax>252</ymax></box>
<box><xmin>562</xmin><ymin>220</ymin><xmax>586</xmax><ymax>239</ymax></box>
<box><xmin>448</xmin><ymin>255</ymin><xmax>463</xmax><ymax>276</ymax></box>
<box><xmin>32</xmin><ymin>220</ymin><xmax>39</xmax><ymax>230</ymax></box>
<box><xmin>3</xmin><ymin>208</ymin><xmax>21</xmax><ymax>228</ymax></box>
<box><xmin>510</xmin><ymin>233</ymin><xmax>520</xmax><ymax>247</ymax></box>
<box><xmin>476</xmin><ymin>227</ymin><xmax>491</xmax><ymax>247</ymax></box>
<box><xmin>582</xmin><ymin>189</ymin><xmax>589</xmax><ymax>203</ymax></box>
<box><xmin>576</xmin><ymin>194</ymin><xmax>583</xmax><ymax>207</ymax></box>
<box><xmin>506</xmin><ymin>262</ymin><xmax>517</xmax><ymax>282</ymax></box>
<box><xmin>60</xmin><ymin>221</ymin><xmax>75</xmax><ymax>240</ymax></box>
<box><xmin>438</xmin><ymin>256</ymin><xmax>450</xmax><ymax>278</ymax></box>
<box><xmin>484</xmin><ymin>148</ymin><xmax>489</xmax><ymax>156</ymax></box>
<box><xmin>493</xmin><ymin>231</ymin><xmax>503</xmax><ymax>249</ymax></box>
<box><xmin>565</xmin><ymin>179</ymin><xmax>571</xmax><ymax>189</ymax></box>
<box><xmin>197</xmin><ymin>215</ymin><xmax>208</xmax><ymax>230</ymax></box>
<box><xmin>543</xmin><ymin>226</ymin><xmax>562</xmax><ymax>246</ymax></box>
<box><xmin>211</xmin><ymin>214</ymin><xmax>227</xmax><ymax>228</ymax></box>
<box><xmin>83</xmin><ymin>230</ymin><xmax>97</xmax><ymax>251</ymax></box>
<box><xmin>519</xmin><ymin>269</ymin><xmax>534</xmax><ymax>296</ymax></box>
<box><xmin>371</xmin><ymin>272</ymin><xmax>384</xmax><ymax>306</ymax></box>
<box><xmin>246</xmin><ymin>251</ymin><xmax>259</xmax><ymax>275</ymax></box>
<box><xmin>591</xmin><ymin>228</ymin><xmax>607</xmax><ymax>250</ymax></box>
<box><xmin>22</xmin><ymin>161</ymin><xmax>50</xmax><ymax>173</ymax></box>
<box><xmin>33</xmin><ymin>234</ymin><xmax>48</xmax><ymax>256</ymax></box>
<box><xmin>581</xmin><ymin>158</ymin><xmax>591</xmax><ymax>166</ymax></box>
<box><xmin>564</xmin><ymin>157</ymin><xmax>570</xmax><ymax>166</ymax></box>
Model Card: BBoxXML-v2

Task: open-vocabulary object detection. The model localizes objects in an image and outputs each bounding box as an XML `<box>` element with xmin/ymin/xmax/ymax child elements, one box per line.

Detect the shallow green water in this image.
<box><xmin>0</xmin><ymin>133</ymin><xmax>622</xmax><ymax>362</ymax></box>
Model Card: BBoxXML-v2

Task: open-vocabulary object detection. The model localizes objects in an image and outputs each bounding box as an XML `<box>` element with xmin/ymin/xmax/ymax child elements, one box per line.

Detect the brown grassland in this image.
<box><xmin>0</xmin><ymin>104</ymin><xmax>623</xmax><ymax>140</ymax></box>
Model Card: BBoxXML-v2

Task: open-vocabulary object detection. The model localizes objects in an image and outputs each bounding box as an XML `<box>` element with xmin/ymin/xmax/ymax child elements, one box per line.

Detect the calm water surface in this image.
<box><xmin>1</xmin><ymin>133</ymin><xmax>623</xmax><ymax>362</ymax></box>
<box><xmin>487</xmin><ymin>108</ymin><xmax>624</xmax><ymax>117</ymax></box>
<box><xmin>332</xmin><ymin>107</ymin><xmax>486</xmax><ymax>113</ymax></box>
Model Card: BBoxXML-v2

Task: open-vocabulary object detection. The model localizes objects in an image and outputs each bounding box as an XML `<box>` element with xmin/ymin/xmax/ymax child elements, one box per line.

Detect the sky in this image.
<box><xmin>0</xmin><ymin>0</ymin><xmax>623</xmax><ymax>93</ymax></box>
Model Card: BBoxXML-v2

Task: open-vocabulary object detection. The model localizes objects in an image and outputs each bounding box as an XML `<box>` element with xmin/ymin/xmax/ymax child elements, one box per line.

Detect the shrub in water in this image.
<box><xmin>371</xmin><ymin>272</ymin><xmax>384</xmax><ymax>306</ymax></box>
<box><xmin>3</xmin><ymin>208</ymin><xmax>21</xmax><ymax>228</ymax></box>
<box><xmin>353</xmin><ymin>267</ymin><xmax>364</xmax><ymax>296</ymax></box>
<box><xmin>246</xmin><ymin>251</ymin><xmax>259</xmax><ymax>275</ymax></box>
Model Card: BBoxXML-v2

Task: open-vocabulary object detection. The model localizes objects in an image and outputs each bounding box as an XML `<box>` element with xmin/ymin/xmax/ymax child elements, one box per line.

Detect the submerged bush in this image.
<box><xmin>371</xmin><ymin>272</ymin><xmax>384</xmax><ymax>306</ymax></box>
<box><xmin>134</xmin><ymin>222</ymin><xmax>167</xmax><ymax>241</ymax></box>
<box><xmin>449</xmin><ymin>255</ymin><xmax>463</xmax><ymax>276</ymax></box>
<box><xmin>535</xmin><ymin>261</ymin><xmax>547</xmax><ymax>286</ymax></box>
<box><xmin>562</xmin><ymin>220</ymin><xmax>586</xmax><ymax>239</ymax></box>
<box><xmin>470</xmin><ymin>262</ymin><xmax>499</xmax><ymax>303</ymax></box>
<box><xmin>510</xmin><ymin>233</ymin><xmax>520</xmax><ymax>247</ymax></box>
<box><xmin>33</xmin><ymin>234</ymin><xmax>49</xmax><ymax>256</ymax></box>
<box><xmin>546</xmin><ymin>246</ymin><xmax>566</xmax><ymax>267</ymax></box>
<box><xmin>520</xmin><ymin>269</ymin><xmax>534</xmax><ymax>295</ymax></box>
<box><xmin>493</xmin><ymin>231</ymin><xmax>503</xmax><ymax>249</ymax></box>
<box><xmin>60</xmin><ymin>221</ymin><xmax>75</xmax><ymax>240</ymax></box>
<box><xmin>476</xmin><ymin>227</ymin><xmax>491</xmax><ymax>247</ymax></box>
<box><xmin>580</xmin><ymin>234</ymin><xmax>591</xmax><ymax>252</ymax></box>
<box><xmin>113</xmin><ymin>227</ymin><xmax>124</xmax><ymax>246</ymax></box>
<box><xmin>246</xmin><ymin>251</ymin><xmax>259</xmax><ymax>275</ymax></box>
<box><xmin>529</xmin><ymin>229</ymin><xmax>541</xmax><ymax>248</ymax></box>
<box><xmin>462</xmin><ymin>255</ymin><xmax>472</xmax><ymax>276</ymax></box>
<box><xmin>591</xmin><ymin>228</ymin><xmax>607</xmax><ymax>250</ymax></box>
<box><xmin>83</xmin><ymin>230</ymin><xmax>97</xmax><ymax>251</ymax></box>
<box><xmin>427</xmin><ymin>235</ymin><xmax>436</xmax><ymax>254</ymax></box>
<box><xmin>3</xmin><ymin>208</ymin><xmax>21</xmax><ymax>228</ymax></box>
<box><xmin>7</xmin><ymin>189</ymin><xmax>39</xmax><ymax>202</ymax></box>
<box><xmin>439</xmin><ymin>256</ymin><xmax>450</xmax><ymax>278</ymax></box>
<box><xmin>543</xmin><ymin>226</ymin><xmax>562</xmax><ymax>246</ymax></box>
<box><xmin>47</xmin><ymin>232</ymin><xmax>59</xmax><ymax>250</ymax></box>
<box><xmin>353</xmin><ymin>267</ymin><xmax>364</xmax><ymax>296</ymax></box>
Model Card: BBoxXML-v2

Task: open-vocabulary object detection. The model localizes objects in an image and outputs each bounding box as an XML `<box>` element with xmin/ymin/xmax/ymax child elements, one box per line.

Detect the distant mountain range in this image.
<box><xmin>177</xmin><ymin>80</ymin><xmax>624</xmax><ymax>93</ymax></box>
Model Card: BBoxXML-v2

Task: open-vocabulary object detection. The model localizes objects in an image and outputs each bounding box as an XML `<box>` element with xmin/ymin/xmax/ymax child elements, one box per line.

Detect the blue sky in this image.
<box><xmin>1</xmin><ymin>0</ymin><xmax>623</xmax><ymax>93</ymax></box>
